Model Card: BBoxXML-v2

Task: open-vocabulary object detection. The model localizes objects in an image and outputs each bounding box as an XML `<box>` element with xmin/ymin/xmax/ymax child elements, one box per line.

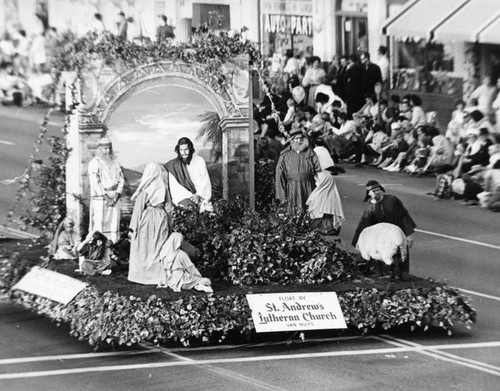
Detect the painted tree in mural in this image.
<box><xmin>197</xmin><ymin>111</ymin><xmax>222</xmax><ymax>162</ymax></box>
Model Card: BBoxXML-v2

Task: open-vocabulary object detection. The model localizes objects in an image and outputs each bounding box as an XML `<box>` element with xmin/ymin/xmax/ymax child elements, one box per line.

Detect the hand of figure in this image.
<box><xmin>190</xmin><ymin>194</ymin><xmax>202</xmax><ymax>204</ymax></box>
<box><xmin>104</xmin><ymin>194</ymin><xmax>114</xmax><ymax>206</ymax></box>
<box><xmin>165</xmin><ymin>202</ymin><xmax>175</xmax><ymax>214</ymax></box>
<box><xmin>407</xmin><ymin>235</ymin><xmax>414</xmax><ymax>248</ymax></box>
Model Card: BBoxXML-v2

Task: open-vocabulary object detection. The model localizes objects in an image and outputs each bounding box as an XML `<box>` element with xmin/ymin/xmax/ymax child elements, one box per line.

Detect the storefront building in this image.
<box><xmin>380</xmin><ymin>0</ymin><xmax>500</xmax><ymax>126</ymax></box>
<box><xmin>335</xmin><ymin>0</ymin><xmax>368</xmax><ymax>56</ymax></box>
<box><xmin>260</xmin><ymin>0</ymin><xmax>313</xmax><ymax>59</ymax></box>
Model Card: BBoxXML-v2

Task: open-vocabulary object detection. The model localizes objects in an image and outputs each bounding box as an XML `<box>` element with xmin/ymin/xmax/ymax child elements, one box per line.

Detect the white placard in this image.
<box><xmin>12</xmin><ymin>266</ymin><xmax>87</xmax><ymax>305</ymax></box>
<box><xmin>246</xmin><ymin>292</ymin><xmax>347</xmax><ymax>333</ymax></box>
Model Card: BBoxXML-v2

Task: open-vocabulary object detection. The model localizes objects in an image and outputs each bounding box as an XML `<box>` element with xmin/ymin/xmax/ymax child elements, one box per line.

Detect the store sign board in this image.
<box><xmin>261</xmin><ymin>0</ymin><xmax>312</xmax><ymax>15</ymax></box>
<box><xmin>246</xmin><ymin>292</ymin><xmax>347</xmax><ymax>333</ymax></box>
<box><xmin>263</xmin><ymin>14</ymin><xmax>313</xmax><ymax>36</ymax></box>
<box><xmin>12</xmin><ymin>266</ymin><xmax>87</xmax><ymax>305</ymax></box>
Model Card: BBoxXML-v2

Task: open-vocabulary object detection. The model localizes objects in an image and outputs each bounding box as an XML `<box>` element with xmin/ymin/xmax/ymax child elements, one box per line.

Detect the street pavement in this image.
<box><xmin>0</xmin><ymin>105</ymin><xmax>64</xmax><ymax>237</ymax></box>
<box><xmin>1</xmin><ymin>106</ymin><xmax>499</xmax><ymax>389</ymax></box>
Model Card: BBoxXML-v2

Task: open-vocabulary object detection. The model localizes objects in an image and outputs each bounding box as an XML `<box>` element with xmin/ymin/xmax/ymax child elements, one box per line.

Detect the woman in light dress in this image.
<box><xmin>158</xmin><ymin>232</ymin><xmax>212</xmax><ymax>293</ymax></box>
<box><xmin>128</xmin><ymin>163</ymin><xmax>173</xmax><ymax>285</ymax></box>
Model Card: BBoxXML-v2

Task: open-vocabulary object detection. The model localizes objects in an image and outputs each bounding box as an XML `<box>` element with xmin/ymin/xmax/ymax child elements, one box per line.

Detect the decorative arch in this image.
<box><xmin>66</xmin><ymin>58</ymin><xmax>252</xmax><ymax>234</ymax></box>
<box><xmin>80</xmin><ymin>60</ymin><xmax>248</xmax><ymax>126</ymax></box>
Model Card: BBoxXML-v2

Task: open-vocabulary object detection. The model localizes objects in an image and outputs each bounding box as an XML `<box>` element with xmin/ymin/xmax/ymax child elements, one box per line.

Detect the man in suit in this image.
<box><xmin>345</xmin><ymin>54</ymin><xmax>365</xmax><ymax>117</ymax></box>
<box><xmin>360</xmin><ymin>52</ymin><xmax>382</xmax><ymax>95</ymax></box>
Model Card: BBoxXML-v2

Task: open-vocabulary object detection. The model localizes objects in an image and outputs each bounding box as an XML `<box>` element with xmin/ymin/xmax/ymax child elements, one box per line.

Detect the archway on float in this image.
<box><xmin>65</xmin><ymin>58</ymin><xmax>252</xmax><ymax>233</ymax></box>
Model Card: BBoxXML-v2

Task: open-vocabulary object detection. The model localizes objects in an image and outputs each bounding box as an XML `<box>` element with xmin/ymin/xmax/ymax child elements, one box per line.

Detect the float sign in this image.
<box><xmin>12</xmin><ymin>266</ymin><xmax>87</xmax><ymax>305</ymax></box>
<box><xmin>246</xmin><ymin>292</ymin><xmax>347</xmax><ymax>332</ymax></box>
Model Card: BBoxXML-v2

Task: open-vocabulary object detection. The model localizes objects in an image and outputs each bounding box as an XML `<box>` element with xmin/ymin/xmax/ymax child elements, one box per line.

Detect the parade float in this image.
<box><xmin>0</xmin><ymin>30</ymin><xmax>476</xmax><ymax>348</ymax></box>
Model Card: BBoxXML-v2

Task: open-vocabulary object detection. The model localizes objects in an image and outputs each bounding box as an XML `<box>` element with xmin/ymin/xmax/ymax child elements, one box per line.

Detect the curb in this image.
<box><xmin>0</xmin><ymin>226</ymin><xmax>40</xmax><ymax>240</ymax></box>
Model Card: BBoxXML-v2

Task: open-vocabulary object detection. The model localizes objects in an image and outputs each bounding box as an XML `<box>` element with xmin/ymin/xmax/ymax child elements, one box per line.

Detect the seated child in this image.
<box><xmin>76</xmin><ymin>231</ymin><xmax>112</xmax><ymax>276</ymax></box>
<box><xmin>50</xmin><ymin>218</ymin><xmax>79</xmax><ymax>260</ymax></box>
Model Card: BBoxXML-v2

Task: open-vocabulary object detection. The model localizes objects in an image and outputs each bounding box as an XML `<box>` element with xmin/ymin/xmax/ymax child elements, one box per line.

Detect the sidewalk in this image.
<box><xmin>0</xmin><ymin>225</ymin><xmax>40</xmax><ymax>240</ymax></box>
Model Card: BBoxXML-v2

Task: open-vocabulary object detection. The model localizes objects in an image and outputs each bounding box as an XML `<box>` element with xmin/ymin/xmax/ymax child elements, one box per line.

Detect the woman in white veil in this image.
<box><xmin>128</xmin><ymin>163</ymin><xmax>173</xmax><ymax>285</ymax></box>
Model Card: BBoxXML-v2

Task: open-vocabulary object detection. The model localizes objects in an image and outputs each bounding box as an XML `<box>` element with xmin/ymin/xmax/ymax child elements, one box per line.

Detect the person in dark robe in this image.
<box><xmin>76</xmin><ymin>231</ymin><xmax>112</xmax><ymax>276</ymax></box>
<box><xmin>352</xmin><ymin>180</ymin><xmax>416</xmax><ymax>272</ymax></box>
<box><xmin>275</xmin><ymin>129</ymin><xmax>321</xmax><ymax>212</ymax></box>
<box><xmin>164</xmin><ymin>137</ymin><xmax>213</xmax><ymax>212</ymax></box>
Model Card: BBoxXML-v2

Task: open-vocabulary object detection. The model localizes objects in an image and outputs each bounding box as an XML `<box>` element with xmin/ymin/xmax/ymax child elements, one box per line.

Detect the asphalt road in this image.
<box><xmin>0</xmin><ymin>105</ymin><xmax>64</xmax><ymax>235</ymax></box>
<box><xmin>1</xmin><ymin>106</ymin><xmax>499</xmax><ymax>389</ymax></box>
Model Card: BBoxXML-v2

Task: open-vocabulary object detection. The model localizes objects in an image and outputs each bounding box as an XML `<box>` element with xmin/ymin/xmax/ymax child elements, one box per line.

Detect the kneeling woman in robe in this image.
<box><xmin>128</xmin><ymin>163</ymin><xmax>173</xmax><ymax>285</ymax></box>
<box><xmin>158</xmin><ymin>232</ymin><xmax>212</xmax><ymax>293</ymax></box>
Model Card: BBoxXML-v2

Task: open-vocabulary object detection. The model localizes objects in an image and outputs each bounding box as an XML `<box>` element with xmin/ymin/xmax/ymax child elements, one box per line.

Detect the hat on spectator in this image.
<box><xmin>292</xmin><ymin>86</ymin><xmax>306</xmax><ymax>104</ymax></box>
<box><xmin>391</xmin><ymin>122</ymin><xmax>402</xmax><ymax>131</ymax></box>
<box><xmin>97</xmin><ymin>137</ymin><xmax>112</xmax><ymax>146</ymax></box>
<box><xmin>364</xmin><ymin>180</ymin><xmax>385</xmax><ymax>202</ymax></box>
<box><xmin>289</xmin><ymin>129</ymin><xmax>306</xmax><ymax>139</ymax></box>
<box><xmin>467</xmin><ymin>164</ymin><xmax>485</xmax><ymax>176</ymax></box>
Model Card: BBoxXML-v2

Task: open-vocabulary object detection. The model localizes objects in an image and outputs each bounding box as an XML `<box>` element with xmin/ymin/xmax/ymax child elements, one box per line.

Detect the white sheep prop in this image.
<box><xmin>356</xmin><ymin>223</ymin><xmax>408</xmax><ymax>281</ymax></box>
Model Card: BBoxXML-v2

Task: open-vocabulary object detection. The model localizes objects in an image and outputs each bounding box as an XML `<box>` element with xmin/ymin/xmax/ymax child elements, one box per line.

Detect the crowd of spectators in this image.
<box><xmin>0</xmin><ymin>14</ymin><xmax>59</xmax><ymax>108</ymax></box>
<box><xmin>0</xmin><ymin>9</ymin><xmax>172</xmax><ymax>109</ymax></box>
<box><xmin>254</xmin><ymin>48</ymin><xmax>500</xmax><ymax>213</ymax></box>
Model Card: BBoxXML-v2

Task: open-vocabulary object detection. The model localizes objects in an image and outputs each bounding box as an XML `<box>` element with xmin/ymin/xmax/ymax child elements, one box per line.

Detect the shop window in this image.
<box><xmin>395</xmin><ymin>39</ymin><xmax>453</xmax><ymax>72</ymax></box>
<box><xmin>192</xmin><ymin>3</ymin><xmax>230</xmax><ymax>31</ymax></box>
<box><xmin>393</xmin><ymin>38</ymin><xmax>460</xmax><ymax>96</ymax></box>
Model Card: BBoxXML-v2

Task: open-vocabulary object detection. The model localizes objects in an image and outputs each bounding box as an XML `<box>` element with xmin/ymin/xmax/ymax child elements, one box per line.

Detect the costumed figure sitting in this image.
<box><xmin>158</xmin><ymin>232</ymin><xmax>213</xmax><ymax>293</ymax></box>
<box><xmin>49</xmin><ymin>217</ymin><xmax>80</xmax><ymax>260</ymax></box>
<box><xmin>164</xmin><ymin>137</ymin><xmax>213</xmax><ymax>212</ymax></box>
<box><xmin>76</xmin><ymin>231</ymin><xmax>112</xmax><ymax>276</ymax></box>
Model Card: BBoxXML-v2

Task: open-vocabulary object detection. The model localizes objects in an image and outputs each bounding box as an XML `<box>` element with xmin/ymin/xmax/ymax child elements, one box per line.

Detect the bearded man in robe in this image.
<box><xmin>87</xmin><ymin>137</ymin><xmax>124</xmax><ymax>243</ymax></box>
<box><xmin>164</xmin><ymin>137</ymin><xmax>213</xmax><ymax>212</ymax></box>
<box><xmin>275</xmin><ymin>130</ymin><xmax>321</xmax><ymax>212</ymax></box>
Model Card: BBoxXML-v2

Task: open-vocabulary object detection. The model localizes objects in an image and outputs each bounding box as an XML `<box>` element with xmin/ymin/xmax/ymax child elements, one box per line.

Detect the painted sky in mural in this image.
<box><xmin>107</xmin><ymin>85</ymin><xmax>216</xmax><ymax>172</ymax></box>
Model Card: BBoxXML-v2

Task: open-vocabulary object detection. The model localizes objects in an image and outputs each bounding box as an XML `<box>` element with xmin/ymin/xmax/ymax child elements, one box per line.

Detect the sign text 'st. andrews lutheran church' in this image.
<box><xmin>246</xmin><ymin>292</ymin><xmax>346</xmax><ymax>333</ymax></box>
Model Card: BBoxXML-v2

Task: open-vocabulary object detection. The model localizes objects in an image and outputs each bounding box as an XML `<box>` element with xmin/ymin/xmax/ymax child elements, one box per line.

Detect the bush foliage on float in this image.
<box><xmin>4</xmin><ymin>281</ymin><xmax>475</xmax><ymax>348</ymax></box>
<box><xmin>171</xmin><ymin>199</ymin><xmax>357</xmax><ymax>286</ymax></box>
<box><xmin>1</xmin><ymin>201</ymin><xmax>476</xmax><ymax>348</ymax></box>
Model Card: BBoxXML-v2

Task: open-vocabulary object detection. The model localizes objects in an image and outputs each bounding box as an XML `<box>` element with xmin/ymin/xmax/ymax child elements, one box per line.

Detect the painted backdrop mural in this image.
<box><xmin>106</xmin><ymin>84</ymin><xmax>219</xmax><ymax>215</ymax></box>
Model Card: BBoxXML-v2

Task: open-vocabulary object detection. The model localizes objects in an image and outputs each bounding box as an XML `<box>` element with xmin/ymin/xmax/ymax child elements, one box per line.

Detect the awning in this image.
<box><xmin>477</xmin><ymin>15</ymin><xmax>500</xmax><ymax>45</ymax></box>
<box><xmin>433</xmin><ymin>0</ymin><xmax>500</xmax><ymax>43</ymax></box>
<box><xmin>382</xmin><ymin>0</ymin><xmax>470</xmax><ymax>40</ymax></box>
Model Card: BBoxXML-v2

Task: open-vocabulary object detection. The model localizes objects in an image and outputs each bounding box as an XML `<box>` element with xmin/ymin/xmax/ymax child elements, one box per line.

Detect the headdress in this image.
<box><xmin>364</xmin><ymin>179</ymin><xmax>385</xmax><ymax>202</ymax></box>
<box><xmin>97</xmin><ymin>137</ymin><xmax>112</xmax><ymax>147</ymax></box>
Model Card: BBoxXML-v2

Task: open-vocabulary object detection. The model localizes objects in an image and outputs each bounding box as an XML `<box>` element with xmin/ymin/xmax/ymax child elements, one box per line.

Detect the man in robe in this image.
<box><xmin>164</xmin><ymin>137</ymin><xmax>213</xmax><ymax>212</ymax></box>
<box><xmin>88</xmin><ymin>137</ymin><xmax>124</xmax><ymax>243</ymax></box>
<box><xmin>275</xmin><ymin>130</ymin><xmax>321</xmax><ymax>212</ymax></box>
<box><xmin>352</xmin><ymin>180</ymin><xmax>416</xmax><ymax>272</ymax></box>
